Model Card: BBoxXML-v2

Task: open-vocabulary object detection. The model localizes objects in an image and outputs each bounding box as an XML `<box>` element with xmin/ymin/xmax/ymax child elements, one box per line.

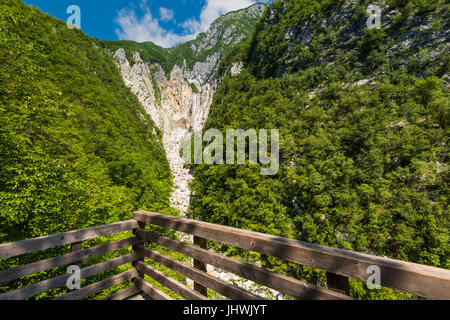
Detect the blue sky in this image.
<box><xmin>23</xmin><ymin>0</ymin><xmax>269</xmax><ymax>47</ymax></box>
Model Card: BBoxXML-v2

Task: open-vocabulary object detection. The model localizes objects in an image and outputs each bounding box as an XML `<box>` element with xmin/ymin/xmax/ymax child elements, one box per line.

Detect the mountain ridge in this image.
<box><xmin>102</xmin><ymin>3</ymin><xmax>267</xmax><ymax>76</ymax></box>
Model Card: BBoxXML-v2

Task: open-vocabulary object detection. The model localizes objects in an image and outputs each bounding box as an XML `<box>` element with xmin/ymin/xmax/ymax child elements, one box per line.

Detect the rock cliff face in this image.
<box><xmin>113</xmin><ymin>49</ymin><xmax>214</xmax><ymax>215</ymax></box>
<box><xmin>111</xmin><ymin>3</ymin><xmax>266</xmax><ymax>215</ymax></box>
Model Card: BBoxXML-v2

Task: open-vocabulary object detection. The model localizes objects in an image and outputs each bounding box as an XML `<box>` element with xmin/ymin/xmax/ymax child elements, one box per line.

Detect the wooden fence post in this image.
<box><xmin>193</xmin><ymin>236</ymin><xmax>208</xmax><ymax>297</ymax></box>
<box><xmin>133</xmin><ymin>221</ymin><xmax>147</xmax><ymax>279</ymax></box>
<box><xmin>69</xmin><ymin>241</ymin><xmax>83</xmax><ymax>292</ymax></box>
<box><xmin>326</xmin><ymin>272</ymin><xmax>350</xmax><ymax>296</ymax></box>
<box><xmin>70</xmin><ymin>241</ymin><xmax>83</xmax><ymax>268</ymax></box>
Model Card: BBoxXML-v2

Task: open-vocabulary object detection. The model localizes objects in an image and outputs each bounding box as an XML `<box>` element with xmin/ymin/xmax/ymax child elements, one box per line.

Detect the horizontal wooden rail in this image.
<box><xmin>135</xmin><ymin>261</ymin><xmax>207</xmax><ymax>300</ymax></box>
<box><xmin>0</xmin><ymin>237</ymin><xmax>142</xmax><ymax>284</ymax></box>
<box><xmin>134</xmin><ymin>211</ymin><xmax>450</xmax><ymax>300</ymax></box>
<box><xmin>0</xmin><ymin>220</ymin><xmax>139</xmax><ymax>260</ymax></box>
<box><xmin>53</xmin><ymin>269</ymin><xmax>138</xmax><ymax>300</ymax></box>
<box><xmin>0</xmin><ymin>253</ymin><xmax>140</xmax><ymax>300</ymax></box>
<box><xmin>134</xmin><ymin>277</ymin><xmax>173</xmax><ymax>300</ymax></box>
<box><xmin>2</xmin><ymin>213</ymin><xmax>448</xmax><ymax>300</ymax></box>
<box><xmin>136</xmin><ymin>245</ymin><xmax>264</xmax><ymax>300</ymax></box>
<box><xmin>103</xmin><ymin>285</ymin><xmax>141</xmax><ymax>300</ymax></box>
<box><xmin>136</xmin><ymin>229</ymin><xmax>351</xmax><ymax>300</ymax></box>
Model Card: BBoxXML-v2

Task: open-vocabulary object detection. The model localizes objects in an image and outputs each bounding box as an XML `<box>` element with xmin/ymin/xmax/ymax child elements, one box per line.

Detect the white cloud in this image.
<box><xmin>191</xmin><ymin>0</ymin><xmax>258</xmax><ymax>34</ymax></box>
<box><xmin>115</xmin><ymin>3</ymin><xmax>191</xmax><ymax>47</ymax></box>
<box><xmin>115</xmin><ymin>0</ymin><xmax>264</xmax><ymax>48</ymax></box>
<box><xmin>159</xmin><ymin>7</ymin><xmax>175</xmax><ymax>22</ymax></box>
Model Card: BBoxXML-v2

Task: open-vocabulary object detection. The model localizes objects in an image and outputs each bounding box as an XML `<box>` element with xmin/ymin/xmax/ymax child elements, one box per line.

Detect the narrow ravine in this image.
<box><xmin>113</xmin><ymin>49</ymin><xmax>217</xmax><ymax>216</ymax></box>
<box><xmin>109</xmin><ymin>3</ymin><xmax>281</xmax><ymax>299</ymax></box>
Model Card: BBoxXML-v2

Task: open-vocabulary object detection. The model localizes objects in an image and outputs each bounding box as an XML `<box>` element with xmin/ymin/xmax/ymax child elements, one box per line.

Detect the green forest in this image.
<box><xmin>189</xmin><ymin>0</ymin><xmax>449</xmax><ymax>299</ymax></box>
<box><xmin>0</xmin><ymin>0</ymin><xmax>178</xmax><ymax>298</ymax></box>
<box><xmin>0</xmin><ymin>0</ymin><xmax>176</xmax><ymax>242</ymax></box>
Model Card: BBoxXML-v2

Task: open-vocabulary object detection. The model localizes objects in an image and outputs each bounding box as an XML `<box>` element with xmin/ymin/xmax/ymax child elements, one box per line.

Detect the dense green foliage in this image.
<box><xmin>249</xmin><ymin>0</ymin><xmax>448</xmax><ymax>78</ymax></box>
<box><xmin>0</xmin><ymin>0</ymin><xmax>181</xmax><ymax>299</ymax></box>
<box><xmin>190</xmin><ymin>0</ymin><xmax>449</xmax><ymax>299</ymax></box>
<box><xmin>0</xmin><ymin>0</ymin><xmax>175</xmax><ymax>242</ymax></box>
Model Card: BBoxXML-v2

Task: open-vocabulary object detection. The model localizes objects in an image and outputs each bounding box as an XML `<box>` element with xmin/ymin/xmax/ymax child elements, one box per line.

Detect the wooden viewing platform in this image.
<box><xmin>0</xmin><ymin>211</ymin><xmax>449</xmax><ymax>300</ymax></box>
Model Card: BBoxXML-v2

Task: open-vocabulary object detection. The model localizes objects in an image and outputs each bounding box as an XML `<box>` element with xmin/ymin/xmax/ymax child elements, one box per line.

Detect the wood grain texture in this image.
<box><xmin>53</xmin><ymin>269</ymin><xmax>138</xmax><ymax>300</ymax></box>
<box><xmin>0</xmin><ymin>220</ymin><xmax>139</xmax><ymax>260</ymax></box>
<box><xmin>0</xmin><ymin>253</ymin><xmax>140</xmax><ymax>300</ymax></box>
<box><xmin>0</xmin><ymin>237</ymin><xmax>142</xmax><ymax>284</ymax></box>
<box><xmin>70</xmin><ymin>241</ymin><xmax>83</xmax><ymax>268</ymax></box>
<box><xmin>327</xmin><ymin>272</ymin><xmax>350</xmax><ymax>296</ymax></box>
<box><xmin>134</xmin><ymin>277</ymin><xmax>173</xmax><ymax>300</ymax></box>
<box><xmin>102</xmin><ymin>285</ymin><xmax>141</xmax><ymax>301</ymax></box>
<box><xmin>134</xmin><ymin>261</ymin><xmax>208</xmax><ymax>300</ymax></box>
<box><xmin>193</xmin><ymin>236</ymin><xmax>208</xmax><ymax>297</ymax></box>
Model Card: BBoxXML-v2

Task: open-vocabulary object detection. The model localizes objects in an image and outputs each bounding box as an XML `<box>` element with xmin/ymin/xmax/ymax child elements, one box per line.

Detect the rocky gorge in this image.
<box><xmin>110</xmin><ymin>3</ymin><xmax>266</xmax><ymax>216</ymax></box>
<box><xmin>107</xmin><ymin>3</ymin><xmax>287</xmax><ymax>298</ymax></box>
<box><xmin>113</xmin><ymin>48</ymin><xmax>215</xmax><ymax>215</ymax></box>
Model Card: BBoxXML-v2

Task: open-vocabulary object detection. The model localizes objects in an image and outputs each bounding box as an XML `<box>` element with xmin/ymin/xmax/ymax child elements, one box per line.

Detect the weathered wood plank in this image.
<box><xmin>53</xmin><ymin>269</ymin><xmax>138</xmax><ymax>300</ymax></box>
<box><xmin>0</xmin><ymin>253</ymin><xmax>140</xmax><ymax>300</ymax></box>
<box><xmin>0</xmin><ymin>237</ymin><xmax>142</xmax><ymax>284</ymax></box>
<box><xmin>193</xmin><ymin>236</ymin><xmax>208</xmax><ymax>297</ymax></box>
<box><xmin>134</xmin><ymin>211</ymin><xmax>450</xmax><ymax>300</ymax></box>
<box><xmin>136</xmin><ymin>230</ymin><xmax>352</xmax><ymax>300</ymax></box>
<box><xmin>0</xmin><ymin>220</ymin><xmax>139</xmax><ymax>260</ymax></box>
<box><xmin>134</xmin><ymin>261</ymin><xmax>208</xmax><ymax>301</ymax></box>
<box><xmin>136</xmin><ymin>245</ymin><xmax>264</xmax><ymax>300</ymax></box>
<box><xmin>102</xmin><ymin>285</ymin><xmax>141</xmax><ymax>301</ymax></box>
<box><xmin>134</xmin><ymin>277</ymin><xmax>173</xmax><ymax>300</ymax></box>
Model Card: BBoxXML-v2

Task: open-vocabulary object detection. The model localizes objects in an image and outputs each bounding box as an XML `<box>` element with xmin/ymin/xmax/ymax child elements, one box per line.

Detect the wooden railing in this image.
<box><xmin>0</xmin><ymin>220</ymin><xmax>142</xmax><ymax>300</ymax></box>
<box><xmin>0</xmin><ymin>211</ymin><xmax>449</xmax><ymax>300</ymax></box>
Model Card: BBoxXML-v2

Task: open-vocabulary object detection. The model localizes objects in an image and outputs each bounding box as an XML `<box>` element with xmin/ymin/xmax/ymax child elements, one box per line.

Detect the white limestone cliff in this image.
<box><xmin>113</xmin><ymin>48</ymin><xmax>218</xmax><ymax>215</ymax></box>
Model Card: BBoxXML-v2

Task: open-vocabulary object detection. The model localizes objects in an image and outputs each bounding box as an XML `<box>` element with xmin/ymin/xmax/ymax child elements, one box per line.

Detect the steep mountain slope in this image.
<box><xmin>0</xmin><ymin>0</ymin><xmax>174</xmax><ymax>243</ymax></box>
<box><xmin>190</xmin><ymin>0</ymin><xmax>449</xmax><ymax>299</ymax></box>
<box><xmin>249</xmin><ymin>0</ymin><xmax>449</xmax><ymax>79</ymax></box>
<box><xmin>102</xmin><ymin>3</ymin><xmax>267</xmax><ymax>215</ymax></box>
